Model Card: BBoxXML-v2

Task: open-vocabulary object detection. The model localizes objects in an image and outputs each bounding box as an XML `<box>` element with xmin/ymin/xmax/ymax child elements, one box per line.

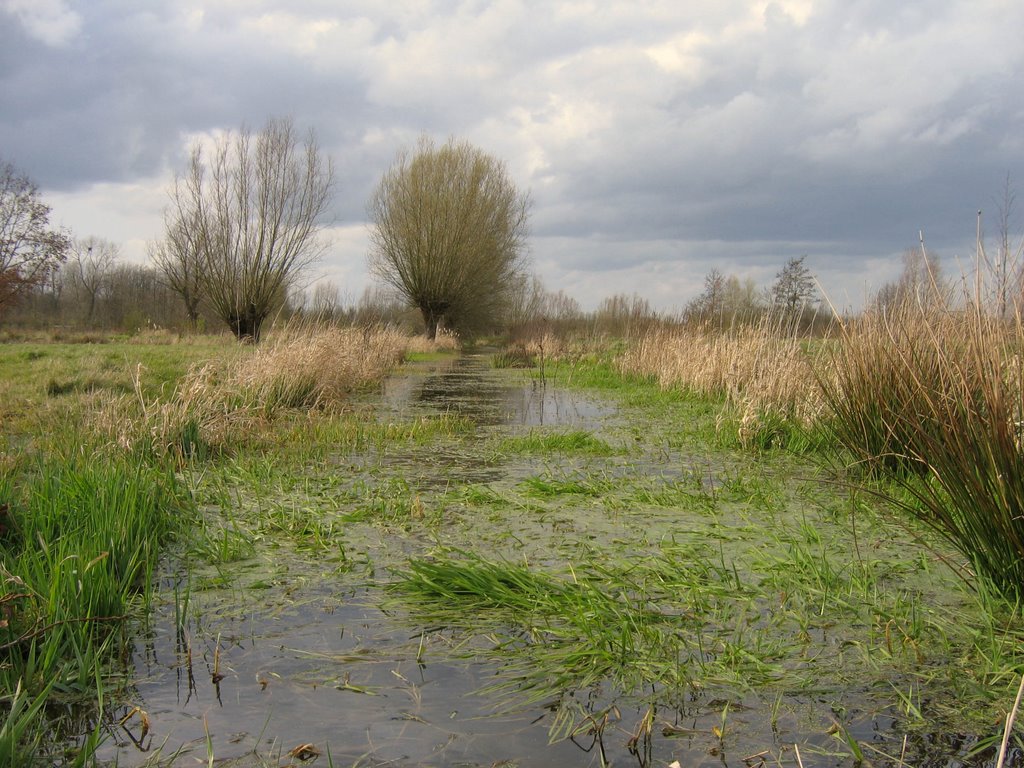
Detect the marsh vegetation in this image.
<box><xmin>2</xmin><ymin>293</ymin><xmax>1024</xmax><ymax>766</ymax></box>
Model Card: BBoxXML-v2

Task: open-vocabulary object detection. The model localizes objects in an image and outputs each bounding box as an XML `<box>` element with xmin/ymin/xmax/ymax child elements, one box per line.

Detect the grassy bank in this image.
<box><xmin>0</xmin><ymin>326</ymin><xmax>416</xmax><ymax>765</ymax></box>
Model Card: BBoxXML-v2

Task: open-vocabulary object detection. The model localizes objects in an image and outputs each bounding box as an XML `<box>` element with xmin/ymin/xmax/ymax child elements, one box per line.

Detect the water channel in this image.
<box><xmin>93</xmin><ymin>353</ymin><xmax>999</xmax><ymax>767</ymax></box>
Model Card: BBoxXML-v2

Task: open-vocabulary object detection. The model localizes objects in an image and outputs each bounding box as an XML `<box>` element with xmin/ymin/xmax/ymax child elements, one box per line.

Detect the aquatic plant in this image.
<box><xmin>498</xmin><ymin>429</ymin><xmax>616</xmax><ymax>456</ymax></box>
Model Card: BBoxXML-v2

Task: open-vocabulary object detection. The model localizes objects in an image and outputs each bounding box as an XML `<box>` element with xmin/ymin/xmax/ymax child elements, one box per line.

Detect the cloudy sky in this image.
<box><xmin>3</xmin><ymin>0</ymin><xmax>1023</xmax><ymax>311</ymax></box>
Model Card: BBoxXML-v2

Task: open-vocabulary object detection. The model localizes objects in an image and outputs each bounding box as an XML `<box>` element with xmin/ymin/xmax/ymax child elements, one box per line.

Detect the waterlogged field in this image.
<box><xmin>78</xmin><ymin>353</ymin><xmax>1023</xmax><ymax>767</ymax></box>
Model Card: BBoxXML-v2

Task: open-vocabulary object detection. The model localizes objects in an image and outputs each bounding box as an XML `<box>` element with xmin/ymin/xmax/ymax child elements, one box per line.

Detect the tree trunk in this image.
<box><xmin>422</xmin><ymin>308</ymin><xmax>439</xmax><ymax>341</ymax></box>
<box><xmin>229</xmin><ymin>305</ymin><xmax>264</xmax><ymax>343</ymax></box>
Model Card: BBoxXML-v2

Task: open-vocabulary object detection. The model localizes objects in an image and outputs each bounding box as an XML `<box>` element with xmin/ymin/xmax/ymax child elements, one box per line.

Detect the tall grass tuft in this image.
<box><xmin>0</xmin><ymin>454</ymin><xmax>189</xmax><ymax>762</ymax></box>
<box><xmin>817</xmin><ymin>296</ymin><xmax>1024</xmax><ymax>601</ymax></box>
<box><xmin>0</xmin><ymin>457</ymin><xmax>188</xmax><ymax>686</ymax></box>
<box><xmin>95</xmin><ymin>324</ymin><xmax>410</xmax><ymax>459</ymax></box>
<box><xmin>619</xmin><ymin>316</ymin><xmax>825</xmax><ymax>447</ymax></box>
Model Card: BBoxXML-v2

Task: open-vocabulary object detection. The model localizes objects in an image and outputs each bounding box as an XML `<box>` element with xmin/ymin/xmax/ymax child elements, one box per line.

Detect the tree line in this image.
<box><xmin>5</xmin><ymin>115</ymin><xmax>1007</xmax><ymax>341</ymax></box>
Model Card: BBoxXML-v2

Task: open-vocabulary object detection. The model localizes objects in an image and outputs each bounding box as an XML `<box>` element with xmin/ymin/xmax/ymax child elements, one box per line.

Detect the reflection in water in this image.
<box><xmin>94</xmin><ymin>355</ymin><xmax>629</xmax><ymax>767</ymax></box>
<box><xmin>380</xmin><ymin>353</ymin><xmax>614</xmax><ymax>428</ymax></box>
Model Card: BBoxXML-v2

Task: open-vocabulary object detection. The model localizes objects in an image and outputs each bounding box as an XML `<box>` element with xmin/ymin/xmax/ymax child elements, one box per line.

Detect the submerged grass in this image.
<box><xmin>386</xmin><ymin>524</ymin><xmax>983</xmax><ymax>746</ymax></box>
<box><xmin>498</xmin><ymin>429</ymin><xmax>616</xmax><ymax>456</ymax></box>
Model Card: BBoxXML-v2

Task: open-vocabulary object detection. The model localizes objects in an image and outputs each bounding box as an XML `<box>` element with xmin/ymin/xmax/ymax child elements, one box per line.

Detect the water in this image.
<box><xmin>91</xmin><ymin>354</ymin><xmax>1000</xmax><ymax>767</ymax></box>
<box><xmin>97</xmin><ymin>355</ymin><xmax>632</xmax><ymax>767</ymax></box>
<box><xmin>376</xmin><ymin>352</ymin><xmax>614</xmax><ymax>427</ymax></box>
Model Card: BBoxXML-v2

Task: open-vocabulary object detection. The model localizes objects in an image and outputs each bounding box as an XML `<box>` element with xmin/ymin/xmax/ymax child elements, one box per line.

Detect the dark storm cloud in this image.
<box><xmin>2</xmin><ymin>0</ymin><xmax>1023</xmax><ymax>308</ymax></box>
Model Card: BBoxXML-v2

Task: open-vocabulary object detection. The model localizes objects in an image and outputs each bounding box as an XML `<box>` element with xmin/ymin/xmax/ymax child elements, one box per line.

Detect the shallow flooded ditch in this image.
<box><xmin>93</xmin><ymin>352</ymin><xmax>1014</xmax><ymax>767</ymax></box>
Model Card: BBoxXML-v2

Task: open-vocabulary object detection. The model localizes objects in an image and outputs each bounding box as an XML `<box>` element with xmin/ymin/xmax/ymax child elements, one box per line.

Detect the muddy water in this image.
<box><xmin>96</xmin><ymin>354</ymin><xmax>988</xmax><ymax>767</ymax></box>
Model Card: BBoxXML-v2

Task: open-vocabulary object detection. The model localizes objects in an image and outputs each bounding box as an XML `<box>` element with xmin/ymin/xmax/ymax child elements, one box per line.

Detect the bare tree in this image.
<box><xmin>505</xmin><ymin>273</ymin><xmax>547</xmax><ymax>330</ymax></box>
<box><xmin>368</xmin><ymin>137</ymin><xmax>531</xmax><ymax>339</ymax></box>
<box><xmin>309</xmin><ymin>280</ymin><xmax>340</xmax><ymax>322</ymax></box>
<box><xmin>541</xmin><ymin>289</ymin><xmax>582</xmax><ymax>322</ymax></box>
<box><xmin>977</xmin><ymin>175</ymin><xmax>1024</xmax><ymax>317</ymax></box>
<box><xmin>0</xmin><ymin>160</ymin><xmax>70</xmax><ymax>316</ymax></box>
<box><xmin>70</xmin><ymin>236</ymin><xmax>118</xmax><ymax>324</ymax></box>
<box><xmin>164</xmin><ymin>117</ymin><xmax>334</xmax><ymax>342</ymax></box>
<box><xmin>684</xmin><ymin>269</ymin><xmax>726</xmax><ymax>325</ymax></box>
<box><xmin>770</xmin><ymin>256</ymin><xmax>818</xmax><ymax>316</ymax></box>
<box><xmin>151</xmin><ymin>212</ymin><xmax>206</xmax><ymax>330</ymax></box>
<box><xmin>874</xmin><ymin>247</ymin><xmax>945</xmax><ymax>313</ymax></box>
<box><xmin>595</xmin><ymin>293</ymin><xmax>658</xmax><ymax>337</ymax></box>
<box><xmin>355</xmin><ymin>284</ymin><xmax>412</xmax><ymax>327</ymax></box>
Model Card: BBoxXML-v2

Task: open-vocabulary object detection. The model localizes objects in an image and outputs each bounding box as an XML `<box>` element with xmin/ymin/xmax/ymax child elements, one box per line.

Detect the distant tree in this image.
<box><xmin>595</xmin><ymin>293</ymin><xmax>657</xmax><ymax>336</ymax></box>
<box><xmin>873</xmin><ymin>247</ymin><xmax>945</xmax><ymax>313</ymax></box>
<box><xmin>368</xmin><ymin>137</ymin><xmax>531</xmax><ymax>340</ymax></box>
<box><xmin>102</xmin><ymin>262</ymin><xmax>184</xmax><ymax>331</ymax></box>
<box><xmin>309</xmin><ymin>280</ymin><xmax>340</xmax><ymax>322</ymax></box>
<box><xmin>163</xmin><ymin>117</ymin><xmax>334</xmax><ymax>342</ymax></box>
<box><xmin>722</xmin><ymin>275</ymin><xmax>764</xmax><ymax>324</ymax></box>
<box><xmin>354</xmin><ymin>284</ymin><xmax>416</xmax><ymax>328</ymax></box>
<box><xmin>684</xmin><ymin>269</ymin><xmax>726</xmax><ymax>324</ymax></box>
<box><xmin>70</xmin><ymin>236</ymin><xmax>118</xmax><ymax>324</ymax></box>
<box><xmin>0</xmin><ymin>160</ymin><xmax>70</xmax><ymax>315</ymax></box>
<box><xmin>505</xmin><ymin>273</ymin><xmax>547</xmax><ymax>330</ymax></box>
<box><xmin>685</xmin><ymin>269</ymin><xmax>766</xmax><ymax>327</ymax></box>
<box><xmin>541</xmin><ymin>289</ymin><xmax>582</xmax><ymax>322</ymax></box>
<box><xmin>151</xmin><ymin>213</ymin><xmax>205</xmax><ymax>330</ymax></box>
<box><xmin>976</xmin><ymin>175</ymin><xmax>1024</xmax><ymax>317</ymax></box>
<box><xmin>770</xmin><ymin>256</ymin><xmax>818</xmax><ymax>318</ymax></box>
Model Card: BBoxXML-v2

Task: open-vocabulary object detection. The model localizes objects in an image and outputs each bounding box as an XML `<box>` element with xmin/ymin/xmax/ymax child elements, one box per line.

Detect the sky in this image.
<box><xmin>3</xmin><ymin>0</ymin><xmax>1023</xmax><ymax>313</ymax></box>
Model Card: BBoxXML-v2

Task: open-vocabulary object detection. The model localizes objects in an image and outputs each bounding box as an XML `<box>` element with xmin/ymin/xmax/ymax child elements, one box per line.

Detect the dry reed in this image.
<box><xmin>619</xmin><ymin>319</ymin><xmax>826</xmax><ymax>444</ymax></box>
<box><xmin>95</xmin><ymin>325</ymin><xmax>410</xmax><ymax>458</ymax></box>
<box><xmin>404</xmin><ymin>328</ymin><xmax>461</xmax><ymax>353</ymax></box>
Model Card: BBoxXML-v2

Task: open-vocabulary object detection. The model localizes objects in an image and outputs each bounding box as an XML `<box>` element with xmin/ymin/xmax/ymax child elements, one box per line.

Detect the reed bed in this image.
<box><xmin>405</xmin><ymin>328</ymin><xmax>460</xmax><ymax>354</ymax></box>
<box><xmin>97</xmin><ymin>325</ymin><xmax>410</xmax><ymax>459</ymax></box>
<box><xmin>618</xmin><ymin>320</ymin><xmax>825</xmax><ymax>447</ymax></box>
<box><xmin>620</xmin><ymin>296</ymin><xmax>1024</xmax><ymax>603</ymax></box>
<box><xmin>816</xmin><ymin>299</ymin><xmax>1024</xmax><ymax>602</ymax></box>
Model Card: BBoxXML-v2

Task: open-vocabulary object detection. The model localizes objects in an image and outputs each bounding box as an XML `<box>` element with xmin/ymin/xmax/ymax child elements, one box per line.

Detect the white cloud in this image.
<box><xmin>2</xmin><ymin>0</ymin><xmax>81</xmax><ymax>46</ymax></box>
<box><xmin>47</xmin><ymin>176</ymin><xmax>170</xmax><ymax>264</ymax></box>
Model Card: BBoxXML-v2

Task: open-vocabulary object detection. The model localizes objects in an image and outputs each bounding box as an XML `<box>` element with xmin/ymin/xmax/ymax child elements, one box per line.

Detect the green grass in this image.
<box><xmin>498</xmin><ymin>429</ymin><xmax>616</xmax><ymax>456</ymax></box>
<box><xmin>0</xmin><ymin>451</ymin><xmax>190</xmax><ymax>764</ymax></box>
<box><xmin>286</xmin><ymin>412</ymin><xmax>476</xmax><ymax>457</ymax></box>
<box><xmin>0</xmin><ymin>336</ymin><xmax>235</xmax><ymax>401</ymax></box>
<box><xmin>492</xmin><ymin>347</ymin><xmax>537</xmax><ymax>369</ymax></box>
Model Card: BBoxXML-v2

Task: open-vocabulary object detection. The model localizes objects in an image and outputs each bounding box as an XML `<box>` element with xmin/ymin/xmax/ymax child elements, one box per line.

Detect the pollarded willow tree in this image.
<box><xmin>368</xmin><ymin>137</ymin><xmax>531</xmax><ymax>340</ymax></box>
<box><xmin>161</xmin><ymin>117</ymin><xmax>334</xmax><ymax>342</ymax></box>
